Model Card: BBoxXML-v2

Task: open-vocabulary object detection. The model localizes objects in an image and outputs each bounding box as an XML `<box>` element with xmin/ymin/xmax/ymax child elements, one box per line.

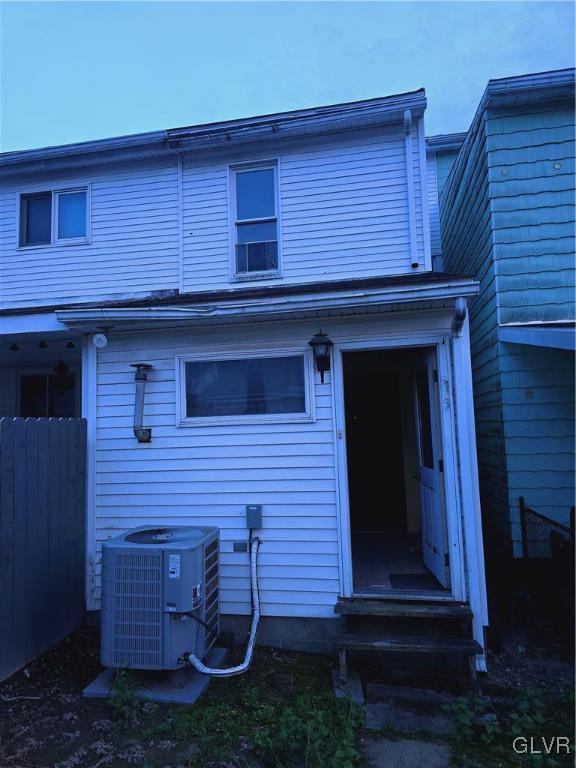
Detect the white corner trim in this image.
<box><xmin>177</xmin><ymin>154</ymin><xmax>184</xmax><ymax>294</ymax></box>
<box><xmin>417</xmin><ymin>116</ymin><xmax>433</xmax><ymax>271</ymax></box>
<box><xmin>451</xmin><ymin>314</ymin><xmax>489</xmax><ymax>663</ymax></box>
<box><xmin>403</xmin><ymin>109</ymin><xmax>419</xmax><ymax>269</ymax></box>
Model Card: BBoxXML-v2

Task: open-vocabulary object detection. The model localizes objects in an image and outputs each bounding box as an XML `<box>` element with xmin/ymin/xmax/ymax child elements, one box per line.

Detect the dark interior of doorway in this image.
<box><xmin>343</xmin><ymin>348</ymin><xmax>446</xmax><ymax>595</ymax></box>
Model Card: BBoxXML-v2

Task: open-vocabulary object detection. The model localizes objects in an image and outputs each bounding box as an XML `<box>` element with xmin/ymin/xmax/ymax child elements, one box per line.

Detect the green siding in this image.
<box><xmin>487</xmin><ymin>102</ymin><xmax>575</xmax><ymax>324</ymax></box>
<box><xmin>440</xmin><ymin>91</ymin><xmax>575</xmax><ymax>554</ymax></box>
<box><xmin>436</xmin><ymin>150</ymin><xmax>460</xmax><ymax>194</ymax></box>
<box><xmin>502</xmin><ymin>345</ymin><xmax>575</xmax><ymax>554</ymax></box>
<box><xmin>440</xmin><ymin>118</ymin><xmax>510</xmax><ymax>540</ymax></box>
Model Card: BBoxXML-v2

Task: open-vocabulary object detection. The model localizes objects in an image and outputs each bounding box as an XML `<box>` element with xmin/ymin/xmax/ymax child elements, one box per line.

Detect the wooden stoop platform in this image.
<box><xmin>332</xmin><ymin>597</ymin><xmax>480</xmax><ymax>683</ymax></box>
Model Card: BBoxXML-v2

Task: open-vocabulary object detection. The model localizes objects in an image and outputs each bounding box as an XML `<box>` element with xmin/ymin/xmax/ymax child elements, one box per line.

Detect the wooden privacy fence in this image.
<box><xmin>0</xmin><ymin>417</ymin><xmax>87</xmax><ymax>683</ymax></box>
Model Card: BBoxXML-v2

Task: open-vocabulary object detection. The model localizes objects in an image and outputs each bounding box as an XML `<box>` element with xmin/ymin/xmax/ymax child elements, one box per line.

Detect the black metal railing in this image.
<box><xmin>519</xmin><ymin>496</ymin><xmax>574</xmax><ymax>560</ymax></box>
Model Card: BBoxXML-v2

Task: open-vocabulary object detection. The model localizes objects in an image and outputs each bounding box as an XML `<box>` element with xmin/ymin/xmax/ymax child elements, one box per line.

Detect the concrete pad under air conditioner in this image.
<box><xmin>83</xmin><ymin>647</ymin><xmax>227</xmax><ymax>705</ymax></box>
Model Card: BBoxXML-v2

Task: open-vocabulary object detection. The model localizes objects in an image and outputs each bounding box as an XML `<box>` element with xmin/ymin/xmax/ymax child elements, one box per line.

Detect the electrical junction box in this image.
<box><xmin>246</xmin><ymin>505</ymin><xmax>262</xmax><ymax>529</ymax></box>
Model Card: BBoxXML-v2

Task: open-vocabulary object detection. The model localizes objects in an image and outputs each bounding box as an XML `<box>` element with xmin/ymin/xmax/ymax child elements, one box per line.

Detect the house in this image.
<box><xmin>432</xmin><ymin>70</ymin><xmax>575</xmax><ymax>586</ymax></box>
<box><xmin>0</xmin><ymin>88</ymin><xmax>488</xmax><ymax>670</ymax></box>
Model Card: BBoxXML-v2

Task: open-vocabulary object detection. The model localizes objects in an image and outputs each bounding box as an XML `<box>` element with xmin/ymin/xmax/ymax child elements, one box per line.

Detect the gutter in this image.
<box><xmin>426</xmin><ymin>133</ymin><xmax>467</xmax><ymax>153</ymax></box>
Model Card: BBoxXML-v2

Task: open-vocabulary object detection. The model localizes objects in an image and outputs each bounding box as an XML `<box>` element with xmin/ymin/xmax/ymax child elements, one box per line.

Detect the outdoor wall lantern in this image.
<box><xmin>308</xmin><ymin>331</ymin><xmax>333</xmax><ymax>383</ymax></box>
<box><xmin>130</xmin><ymin>363</ymin><xmax>154</xmax><ymax>443</ymax></box>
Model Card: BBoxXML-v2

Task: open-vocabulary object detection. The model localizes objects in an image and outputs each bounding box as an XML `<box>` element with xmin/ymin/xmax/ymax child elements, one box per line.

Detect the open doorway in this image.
<box><xmin>342</xmin><ymin>347</ymin><xmax>450</xmax><ymax>596</ymax></box>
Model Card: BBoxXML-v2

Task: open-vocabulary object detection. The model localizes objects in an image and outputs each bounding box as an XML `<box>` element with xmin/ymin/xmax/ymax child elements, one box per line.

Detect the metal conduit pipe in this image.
<box><xmin>130</xmin><ymin>363</ymin><xmax>153</xmax><ymax>443</ymax></box>
<box><xmin>184</xmin><ymin>536</ymin><xmax>261</xmax><ymax>677</ymax></box>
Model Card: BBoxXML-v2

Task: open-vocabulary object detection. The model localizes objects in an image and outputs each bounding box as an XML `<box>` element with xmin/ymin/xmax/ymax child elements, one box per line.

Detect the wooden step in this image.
<box><xmin>335</xmin><ymin>597</ymin><xmax>472</xmax><ymax>619</ymax></box>
<box><xmin>332</xmin><ymin>633</ymin><xmax>482</xmax><ymax>655</ymax></box>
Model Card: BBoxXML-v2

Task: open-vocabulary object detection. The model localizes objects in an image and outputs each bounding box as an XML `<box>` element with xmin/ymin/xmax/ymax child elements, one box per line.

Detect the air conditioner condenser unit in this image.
<box><xmin>100</xmin><ymin>526</ymin><xmax>219</xmax><ymax>670</ymax></box>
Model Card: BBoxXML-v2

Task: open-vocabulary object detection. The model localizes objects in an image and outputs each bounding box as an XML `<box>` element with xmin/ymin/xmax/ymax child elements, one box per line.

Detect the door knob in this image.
<box><xmin>412</xmin><ymin>472</ymin><xmax>421</xmax><ymax>480</ymax></box>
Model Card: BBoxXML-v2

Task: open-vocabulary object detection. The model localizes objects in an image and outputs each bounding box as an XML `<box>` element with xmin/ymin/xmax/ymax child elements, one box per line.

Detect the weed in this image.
<box><xmin>253</xmin><ymin>693</ymin><xmax>363</xmax><ymax>768</ymax></box>
<box><xmin>444</xmin><ymin>687</ymin><xmax>574</xmax><ymax>767</ymax></box>
<box><xmin>108</xmin><ymin>669</ymin><xmax>139</xmax><ymax>726</ymax></box>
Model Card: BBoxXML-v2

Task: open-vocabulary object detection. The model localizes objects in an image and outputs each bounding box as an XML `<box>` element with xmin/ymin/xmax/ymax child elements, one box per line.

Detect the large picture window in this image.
<box><xmin>232</xmin><ymin>164</ymin><xmax>279</xmax><ymax>276</ymax></box>
<box><xmin>178</xmin><ymin>352</ymin><xmax>313</xmax><ymax>425</ymax></box>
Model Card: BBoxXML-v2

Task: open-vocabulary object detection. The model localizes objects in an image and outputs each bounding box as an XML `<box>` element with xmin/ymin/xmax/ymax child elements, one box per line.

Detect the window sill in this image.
<box><xmin>231</xmin><ymin>270</ymin><xmax>283</xmax><ymax>283</ymax></box>
<box><xmin>18</xmin><ymin>238</ymin><xmax>91</xmax><ymax>250</ymax></box>
<box><xmin>178</xmin><ymin>412</ymin><xmax>315</xmax><ymax>428</ymax></box>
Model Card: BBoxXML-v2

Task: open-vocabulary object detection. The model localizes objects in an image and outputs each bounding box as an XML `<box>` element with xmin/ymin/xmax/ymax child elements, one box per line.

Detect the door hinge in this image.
<box><xmin>432</xmin><ymin>369</ymin><xmax>438</xmax><ymax>382</ymax></box>
<box><xmin>444</xmin><ymin>552</ymin><xmax>450</xmax><ymax>568</ymax></box>
<box><xmin>438</xmin><ymin>458</ymin><xmax>444</xmax><ymax>473</ymax></box>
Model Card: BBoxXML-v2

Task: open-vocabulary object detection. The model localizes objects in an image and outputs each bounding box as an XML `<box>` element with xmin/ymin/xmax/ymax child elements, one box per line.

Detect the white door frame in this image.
<box><xmin>331</xmin><ymin>333</ymin><xmax>466</xmax><ymax>602</ymax></box>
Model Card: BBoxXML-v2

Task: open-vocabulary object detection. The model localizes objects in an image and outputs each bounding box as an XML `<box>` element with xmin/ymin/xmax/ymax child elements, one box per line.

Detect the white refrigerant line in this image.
<box><xmin>184</xmin><ymin>536</ymin><xmax>261</xmax><ymax>677</ymax></box>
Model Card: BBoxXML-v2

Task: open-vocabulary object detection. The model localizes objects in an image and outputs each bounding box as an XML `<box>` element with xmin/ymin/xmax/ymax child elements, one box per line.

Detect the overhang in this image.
<box><xmin>498</xmin><ymin>322</ymin><xmax>575</xmax><ymax>351</ymax></box>
<box><xmin>54</xmin><ymin>274</ymin><xmax>478</xmax><ymax>333</ymax></box>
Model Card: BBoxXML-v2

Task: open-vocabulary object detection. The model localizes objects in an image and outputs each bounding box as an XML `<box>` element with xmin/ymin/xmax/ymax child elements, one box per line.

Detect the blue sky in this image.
<box><xmin>1</xmin><ymin>1</ymin><xmax>574</xmax><ymax>151</ymax></box>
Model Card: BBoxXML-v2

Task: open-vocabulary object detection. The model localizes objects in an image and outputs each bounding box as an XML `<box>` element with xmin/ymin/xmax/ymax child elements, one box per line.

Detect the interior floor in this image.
<box><xmin>352</xmin><ymin>531</ymin><xmax>447</xmax><ymax>594</ymax></box>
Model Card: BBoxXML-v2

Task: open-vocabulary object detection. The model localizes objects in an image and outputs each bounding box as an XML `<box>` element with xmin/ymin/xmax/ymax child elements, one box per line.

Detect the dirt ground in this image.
<box><xmin>0</xmin><ymin>626</ymin><xmax>573</xmax><ymax>768</ymax></box>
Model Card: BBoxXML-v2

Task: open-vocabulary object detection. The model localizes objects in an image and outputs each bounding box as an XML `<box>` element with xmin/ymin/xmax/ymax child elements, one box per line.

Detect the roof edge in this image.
<box><xmin>0</xmin><ymin>89</ymin><xmax>426</xmax><ymax>172</ymax></box>
<box><xmin>426</xmin><ymin>132</ymin><xmax>467</xmax><ymax>152</ymax></box>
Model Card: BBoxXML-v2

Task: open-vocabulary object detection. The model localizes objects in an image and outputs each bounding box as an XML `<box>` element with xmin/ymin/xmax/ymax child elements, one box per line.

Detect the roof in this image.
<box><xmin>498</xmin><ymin>321</ymin><xmax>575</xmax><ymax>351</ymax></box>
<box><xmin>441</xmin><ymin>68</ymin><xmax>575</xmax><ymax>209</ymax></box>
<box><xmin>484</xmin><ymin>68</ymin><xmax>575</xmax><ymax>109</ymax></box>
<box><xmin>0</xmin><ymin>88</ymin><xmax>427</xmax><ymax>176</ymax></box>
<box><xmin>426</xmin><ymin>133</ymin><xmax>467</xmax><ymax>152</ymax></box>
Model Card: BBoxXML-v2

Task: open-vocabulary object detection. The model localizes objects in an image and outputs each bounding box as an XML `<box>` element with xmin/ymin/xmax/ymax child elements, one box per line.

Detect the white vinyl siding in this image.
<box><xmin>1</xmin><ymin>124</ymin><xmax>431</xmax><ymax>309</ymax></box>
<box><xmin>0</xmin><ymin>157</ymin><xmax>180</xmax><ymax>309</ymax></box>
<box><xmin>91</xmin><ymin>311</ymin><xmax>453</xmax><ymax>618</ymax></box>
<box><xmin>182</xmin><ymin>126</ymin><xmax>428</xmax><ymax>292</ymax></box>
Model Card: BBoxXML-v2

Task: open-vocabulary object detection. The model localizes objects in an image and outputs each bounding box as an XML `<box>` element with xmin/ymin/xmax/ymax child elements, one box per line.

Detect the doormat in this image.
<box><xmin>388</xmin><ymin>573</ymin><xmax>441</xmax><ymax>590</ymax></box>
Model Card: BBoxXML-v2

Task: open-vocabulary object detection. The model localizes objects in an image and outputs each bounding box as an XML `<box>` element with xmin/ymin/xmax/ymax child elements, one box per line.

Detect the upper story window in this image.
<box><xmin>232</xmin><ymin>164</ymin><xmax>279</xmax><ymax>276</ymax></box>
<box><xmin>19</xmin><ymin>188</ymin><xmax>89</xmax><ymax>247</ymax></box>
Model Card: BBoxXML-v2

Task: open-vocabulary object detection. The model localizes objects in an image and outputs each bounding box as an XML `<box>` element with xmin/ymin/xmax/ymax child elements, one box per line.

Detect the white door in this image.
<box><xmin>414</xmin><ymin>353</ymin><xmax>448</xmax><ymax>587</ymax></box>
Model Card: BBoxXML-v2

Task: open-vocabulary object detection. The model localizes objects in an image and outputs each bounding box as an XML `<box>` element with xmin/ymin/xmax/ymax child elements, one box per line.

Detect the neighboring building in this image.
<box><xmin>0</xmin><ymin>89</ymin><xmax>488</xmax><ymax>669</ymax></box>
<box><xmin>435</xmin><ymin>69</ymin><xmax>575</xmax><ymax>560</ymax></box>
<box><xmin>426</xmin><ymin>132</ymin><xmax>466</xmax><ymax>271</ymax></box>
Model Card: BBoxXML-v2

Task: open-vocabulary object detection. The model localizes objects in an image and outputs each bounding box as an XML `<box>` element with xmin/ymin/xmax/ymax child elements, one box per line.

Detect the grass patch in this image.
<box><xmin>141</xmin><ymin>648</ymin><xmax>363</xmax><ymax>767</ymax></box>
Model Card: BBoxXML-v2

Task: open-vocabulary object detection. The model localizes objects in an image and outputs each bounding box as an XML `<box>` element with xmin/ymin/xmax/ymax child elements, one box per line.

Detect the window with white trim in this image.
<box><xmin>232</xmin><ymin>165</ymin><xmax>279</xmax><ymax>275</ymax></box>
<box><xmin>19</xmin><ymin>188</ymin><xmax>88</xmax><ymax>247</ymax></box>
<box><xmin>179</xmin><ymin>352</ymin><xmax>313</xmax><ymax>425</ymax></box>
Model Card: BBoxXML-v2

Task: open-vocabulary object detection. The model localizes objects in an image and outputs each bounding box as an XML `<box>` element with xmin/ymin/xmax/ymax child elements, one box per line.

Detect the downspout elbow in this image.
<box><xmin>452</xmin><ymin>297</ymin><xmax>467</xmax><ymax>337</ymax></box>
